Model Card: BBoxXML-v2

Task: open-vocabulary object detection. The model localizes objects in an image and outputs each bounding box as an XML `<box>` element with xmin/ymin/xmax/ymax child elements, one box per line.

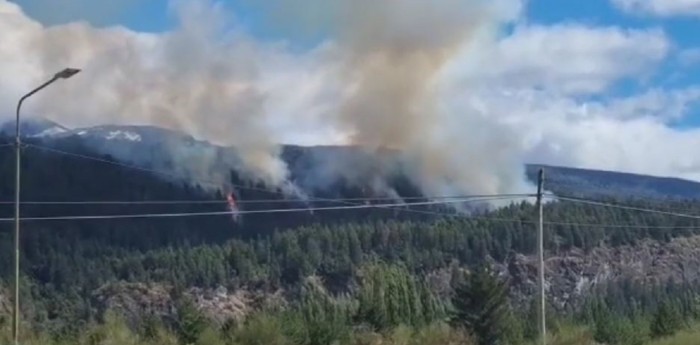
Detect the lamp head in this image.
<box><xmin>55</xmin><ymin>68</ymin><xmax>81</xmax><ymax>79</ymax></box>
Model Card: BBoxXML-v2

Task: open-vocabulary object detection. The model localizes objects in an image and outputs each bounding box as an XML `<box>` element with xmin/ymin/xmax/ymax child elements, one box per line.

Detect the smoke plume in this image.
<box><xmin>333</xmin><ymin>0</ymin><xmax>531</xmax><ymax>197</ymax></box>
<box><xmin>2</xmin><ymin>0</ymin><xmax>533</xmax><ymax>200</ymax></box>
<box><xmin>2</xmin><ymin>0</ymin><xmax>292</xmax><ymax>187</ymax></box>
<box><xmin>252</xmin><ymin>0</ymin><xmax>533</xmax><ymax>197</ymax></box>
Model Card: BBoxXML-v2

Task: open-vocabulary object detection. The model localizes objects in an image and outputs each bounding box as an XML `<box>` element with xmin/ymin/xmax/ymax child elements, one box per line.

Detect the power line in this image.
<box><xmin>24</xmin><ymin>143</ymin><xmax>277</xmax><ymax>194</ymax></box>
<box><xmin>0</xmin><ymin>197</ymin><xmax>540</xmax><ymax>224</ymax></box>
<box><xmin>24</xmin><ymin>143</ymin><xmax>700</xmax><ymax>229</ymax></box>
<box><xmin>0</xmin><ymin>198</ymin><xmax>513</xmax><ymax>222</ymax></box>
<box><xmin>543</xmin><ymin>221</ymin><xmax>700</xmax><ymax>230</ymax></box>
<box><xmin>24</xmin><ymin>143</ymin><xmax>532</xmax><ymax>203</ymax></box>
<box><xmin>402</xmin><ymin>195</ymin><xmax>700</xmax><ymax>230</ymax></box>
<box><xmin>0</xmin><ymin>195</ymin><xmax>528</xmax><ymax>224</ymax></box>
<box><xmin>0</xmin><ymin>200</ymin><xmax>227</xmax><ymax>205</ymax></box>
<box><xmin>546</xmin><ymin>192</ymin><xmax>700</xmax><ymax>216</ymax></box>
<box><xmin>5</xmin><ymin>196</ymin><xmax>699</xmax><ymax>230</ymax></box>
<box><xmin>22</xmin><ymin>142</ymin><xmax>535</xmax><ymax>220</ymax></box>
<box><xmin>26</xmin><ymin>141</ymin><xmax>442</xmax><ymax>218</ymax></box>
<box><xmin>23</xmin><ymin>143</ymin><xmax>540</xmax><ymax>222</ymax></box>
<box><xmin>418</xmin><ymin>195</ymin><xmax>700</xmax><ymax>230</ymax></box>
<box><xmin>548</xmin><ymin>195</ymin><xmax>700</xmax><ymax>220</ymax></box>
<box><xmin>0</xmin><ymin>194</ymin><xmax>534</xmax><ymax>206</ymax></box>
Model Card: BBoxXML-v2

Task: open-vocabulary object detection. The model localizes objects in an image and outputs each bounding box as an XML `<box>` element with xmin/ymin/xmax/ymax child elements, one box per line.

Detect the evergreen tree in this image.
<box><xmin>174</xmin><ymin>297</ymin><xmax>207</xmax><ymax>345</ymax></box>
<box><xmin>355</xmin><ymin>263</ymin><xmax>441</xmax><ymax>331</ymax></box>
<box><xmin>287</xmin><ymin>283</ymin><xmax>351</xmax><ymax>345</ymax></box>
<box><xmin>450</xmin><ymin>267</ymin><xmax>510</xmax><ymax>345</ymax></box>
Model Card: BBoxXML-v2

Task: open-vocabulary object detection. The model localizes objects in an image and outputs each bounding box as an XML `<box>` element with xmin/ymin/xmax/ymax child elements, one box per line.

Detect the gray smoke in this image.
<box><xmin>7</xmin><ymin>0</ymin><xmax>292</xmax><ymax>188</ymax></box>
<box><xmin>253</xmin><ymin>0</ymin><xmax>534</xmax><ymax>199</ymax></box>
<box><xmin>4</xmin><ymin>0</ymin><xmax>534</xmax><ymax>201</ymax></box>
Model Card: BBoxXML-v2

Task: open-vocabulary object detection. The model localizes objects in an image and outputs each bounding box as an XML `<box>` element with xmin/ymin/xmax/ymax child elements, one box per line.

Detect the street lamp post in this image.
<box><xmin>12</xmin><ymin>68</ymin><xmax>80</xmax><ymax>345</ymax></box>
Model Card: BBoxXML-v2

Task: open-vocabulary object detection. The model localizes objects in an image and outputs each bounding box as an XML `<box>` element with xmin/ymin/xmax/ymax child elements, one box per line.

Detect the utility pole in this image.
<box><xmin>13</xmin><ymin>68</ymin><xmax>80</xmax><ymax>345</ymax></box>
<box><xmin>536</xmin><ymin>168</ymin><xmax>546</xmax><ymax>345</ymax></box>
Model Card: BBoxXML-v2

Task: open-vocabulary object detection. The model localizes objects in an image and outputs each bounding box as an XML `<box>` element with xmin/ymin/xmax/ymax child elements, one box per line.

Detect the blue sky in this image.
<box><xmin>19</xmin><ymin>0</ymin><xmax>700</xmax><ymax>46</ymax></box>
<box><xmin>527</xmin><ymin>0</ymin><xmax>700</xmax><ymax>128</ymax></box>
<box><xmin>5</xmin><ymin>0</ymin><xmax>700</xmax><ymax>182</ymax></box>
<box><xmin>15</xmin><ymin>0</ymin><xmax>700</xmax><ymax>128</ymax></box>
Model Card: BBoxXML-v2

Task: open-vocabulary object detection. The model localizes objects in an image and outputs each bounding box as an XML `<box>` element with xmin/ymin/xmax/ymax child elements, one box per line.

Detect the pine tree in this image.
<box><xmin>355</xmin><ymin>263</ymin><xmax>439</xmax><ymax>330</ymax></box>
<box><xmin>450</xmin><ymin>267</ymin><xmax>510</xmax><ymax>345</ymax></box>
<box><xmin>174</xmin><ymin>297</ymin><xmax>207</xmax><ymax>345</ymax></box>
<box><xmin>290</xmin><ymin>283</ymin><xmax>351</xmax><ymax>345</ymax></box>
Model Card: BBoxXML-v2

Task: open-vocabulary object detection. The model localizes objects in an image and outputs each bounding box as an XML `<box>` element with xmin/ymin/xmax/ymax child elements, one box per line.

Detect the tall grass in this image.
<box><xmin>3</xmin><ymin>314</ymin><xmax>700</xmax><ymax>345</ymax></box>
<box><xmin>645</xmin><ymin>325</ymin><xmax>700</xmax><ymax>345</ymax></box>
<box><xmin>0</xmin><ymin>315</ymin><xmax>473</xmax><ymax>345</ymax></box>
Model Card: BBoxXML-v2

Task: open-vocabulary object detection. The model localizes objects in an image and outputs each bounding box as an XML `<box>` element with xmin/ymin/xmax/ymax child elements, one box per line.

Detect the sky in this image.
<box><xmin>3</xmin><ymin>0</ymin><xmax>700</xmax><ymax>193</ymax></box>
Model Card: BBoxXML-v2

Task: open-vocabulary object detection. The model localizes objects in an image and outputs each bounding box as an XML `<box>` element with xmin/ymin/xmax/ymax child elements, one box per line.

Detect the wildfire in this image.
<box><xmin>226</xmin><ymin>192</ymin><xmax>240</xmax><ymax>222</ymax></box>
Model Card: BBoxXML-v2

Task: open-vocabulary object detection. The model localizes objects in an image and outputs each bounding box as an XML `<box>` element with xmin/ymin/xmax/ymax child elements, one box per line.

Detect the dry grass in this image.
<box><xmin>645</xmin><ymin>325</ymin><xmax>700</xmax><ymax>345</ymax></box>
<box><xmin>4</xmin><ymin>318</ymin><xmax>700</xmax><ymax>345</ymax></box>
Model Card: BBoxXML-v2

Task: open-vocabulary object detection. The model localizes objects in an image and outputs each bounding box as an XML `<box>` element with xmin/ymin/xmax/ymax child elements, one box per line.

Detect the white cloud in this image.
<box><xmin>4</xmin><ymin>0</ymin><xmax>700</xmax><ymax>194</ymax></box>
<box><xmin>602</xmin><ymin>88</ymin><xmax>700</xmax><ymax>122</ymax></box>
<box><xmin>454</xmin><ymin>87</ymin><xmax>700</xmax><ymax>181</ymax></box>
<box><xmin>613</xmin><ymin>0</ymin><xmax>700</xmax><ymax>17</ymax></box>
<box><xmin>466</xmin><ymin>24</ymin><xmax>670</xmax><ymax>95</ymax></box>
<box><xmin>437</xmin><ymin>20</ymin><xmax>700</xmax><ymax>182</ymax></box>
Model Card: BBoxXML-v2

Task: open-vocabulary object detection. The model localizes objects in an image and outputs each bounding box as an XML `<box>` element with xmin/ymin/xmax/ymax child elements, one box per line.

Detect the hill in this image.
<box><xmin>526</xmin><ymin>164</ymin><xmax>700</xmax><ymax>200</ymax></box>
<box><xmin>5</xmin><ymin>118</ymin><xmax>700</xmax><ymax>202</ymax></box>
<box><xmin>3</xmin><ymin>119</ymin><xmax>700</xmax><ymax>342</ymax></box>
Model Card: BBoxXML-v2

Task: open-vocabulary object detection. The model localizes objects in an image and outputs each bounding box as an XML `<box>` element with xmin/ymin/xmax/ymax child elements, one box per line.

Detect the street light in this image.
<box><xmin>12</xmin><ymin>67</ymin><xmax>80</xmax><ymax>345</ymax></box>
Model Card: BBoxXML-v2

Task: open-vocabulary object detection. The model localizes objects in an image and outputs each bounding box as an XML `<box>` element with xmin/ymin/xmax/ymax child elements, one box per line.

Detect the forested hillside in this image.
<box><xmin>3</xmin><ymin>133</ymin><xmax>700</xmax><ymax>344</ymax></box>
<box><xmin>526</xmin><ymin>164</ymin><xmax>700</xmax><ymax>200</ymax></box>
<box><xmin>8</xmin><ymin>118</ymin><xmax>700</xmax><ymax>202</ymax></box>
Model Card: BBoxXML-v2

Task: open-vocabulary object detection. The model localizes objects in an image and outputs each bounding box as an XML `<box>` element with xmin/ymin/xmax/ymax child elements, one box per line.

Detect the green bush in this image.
<box><xmin>591</xmin><ymin>300</ymin><xmax>649</xmax><ymax>345</ymax></box>
<box><xmin>651</xmin><ymin>301</ymin><xmax>685</xmax><ymax>339</ymax></box>
<box><xmin>174</xmin><ymin>297</ymin><xmax>208</xmax><ymax>345</ymax></box>
<box><xmin>232</xmin><ymin>313</ymin><xmax>290</xmax><ymax>345</ymax></box>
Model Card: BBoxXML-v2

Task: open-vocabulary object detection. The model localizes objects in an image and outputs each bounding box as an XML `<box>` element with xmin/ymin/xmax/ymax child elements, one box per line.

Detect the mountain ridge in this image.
<box><xmin>3</xmin><ymin>117</ymin><xmax>700</xmax><ymax>201</ymax></box>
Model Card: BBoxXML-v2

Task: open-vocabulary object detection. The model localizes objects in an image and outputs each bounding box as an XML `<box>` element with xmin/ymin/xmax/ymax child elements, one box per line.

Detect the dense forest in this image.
<box><xmin>3</xmin><ymin>136</ymin><xmax>700</xmax><ymax>344</ymax></box>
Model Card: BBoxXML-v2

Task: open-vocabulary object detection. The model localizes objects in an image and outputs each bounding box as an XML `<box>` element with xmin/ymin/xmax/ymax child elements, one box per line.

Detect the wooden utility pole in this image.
<box><xmin>536</xmin><ymin>168</ymin><xmax>546</xmax><ymax>345</ymax></box>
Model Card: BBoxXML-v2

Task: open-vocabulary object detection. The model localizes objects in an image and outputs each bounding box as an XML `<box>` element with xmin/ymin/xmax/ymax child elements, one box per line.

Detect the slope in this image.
<box><xmin>7</xmin><ymin>118</ymin><xmax>700</xmax><ymax>202</ymax></box>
